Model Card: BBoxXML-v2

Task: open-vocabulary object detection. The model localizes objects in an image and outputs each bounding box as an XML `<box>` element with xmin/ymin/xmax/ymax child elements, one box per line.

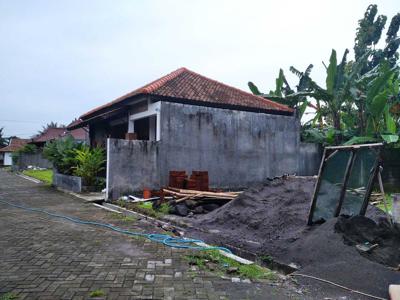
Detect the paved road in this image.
<box><xmin>0</xmin><ymin>170</ymin><xmax>303</xmax><ymax>300</ymax></box>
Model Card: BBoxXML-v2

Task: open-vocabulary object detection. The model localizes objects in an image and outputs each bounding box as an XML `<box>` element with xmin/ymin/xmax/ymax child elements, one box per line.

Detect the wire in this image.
<box><xmin>0</xmin><ymin>199</ymin><xmax>231</xmax><ymax>253</ymax></box>
<box><xmin>290</xmin><ymin>273</ymin><xmax>386</xmax><ymax>300</ymax></box>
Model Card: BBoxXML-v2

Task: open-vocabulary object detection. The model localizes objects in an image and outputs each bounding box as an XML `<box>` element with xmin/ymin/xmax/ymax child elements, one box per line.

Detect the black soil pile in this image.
<box><xmin>335</xmin><ymin>215</ymin><xmax>400</xmax><ymax>267</ymax></box>
<box><xmin>191</xmin><ymin>176</ymin><xmax>383</xmax><ymax>257</ymax></box>
<box><xmin>188</xmin><ymin>176</ymin><xmax>398</xmax><ymax>298</ymax></box>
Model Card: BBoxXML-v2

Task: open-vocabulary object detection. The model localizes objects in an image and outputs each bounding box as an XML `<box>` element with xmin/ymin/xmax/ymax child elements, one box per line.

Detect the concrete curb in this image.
<box><xmin>17</xmin><ymin>173</ymin><xmax>42</xmax><ymax>184</ymax></box>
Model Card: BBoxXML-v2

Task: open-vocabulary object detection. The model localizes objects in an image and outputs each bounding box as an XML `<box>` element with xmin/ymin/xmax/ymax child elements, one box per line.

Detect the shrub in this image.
<box><xmin>19</xmin><ymin>144</ymin><xmax>38</xmax><ymax>154</ymax></box>
<box><xmin>73</xmin><ymin>146</ymin><xmax>105</xmax><ymax>186</ymax></box>
<box><xmin>43</xmin><ymin>136</ymin><xmax>84</xmax><ymax>175</ymax></box>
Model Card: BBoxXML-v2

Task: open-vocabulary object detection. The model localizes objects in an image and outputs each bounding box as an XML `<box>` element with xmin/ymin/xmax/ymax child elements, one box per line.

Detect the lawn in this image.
<box><xmin>185</xmin><ymin>249</ymin><xmax>277</xmax><ymax>281</ymax></box>
<box><xmin>22</xmin><ymin>169</ymin><xmax>53</xmax><ymax>185</ymax></box>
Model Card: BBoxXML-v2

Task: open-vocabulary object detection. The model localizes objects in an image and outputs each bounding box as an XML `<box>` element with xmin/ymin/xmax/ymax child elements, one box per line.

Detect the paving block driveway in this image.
<box><xmin>0</xmin><ymin>170</ymin><xmax>305</xmax><ymax>300</ymax></box>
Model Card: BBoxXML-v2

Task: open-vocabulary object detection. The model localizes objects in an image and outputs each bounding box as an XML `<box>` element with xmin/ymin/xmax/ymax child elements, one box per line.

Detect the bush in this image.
<box><xmin>19</xmin><ymin>144</ymin><xmax>38</xmax><ymax>154</ymax></box>
<box><xmin>43</xmin><ymin>136</ymin><xmax>84</xmax><ymax>175</ymax></box>
<box><xmin>73</xmin><ymin>146</ymin><xmax>105</xmax><ymax>186</ymax></box>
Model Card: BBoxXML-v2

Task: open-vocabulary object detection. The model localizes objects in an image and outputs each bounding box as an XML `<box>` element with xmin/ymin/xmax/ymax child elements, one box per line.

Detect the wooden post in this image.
<box><xmin>307</xmin><ymin>148</ymin><xmax>327</xmax><ymax>225</ymax></box>
<box><xmin>334</xmin><ymin>150</ymin><xmax>356</xmax><ymax>217</ymax></box>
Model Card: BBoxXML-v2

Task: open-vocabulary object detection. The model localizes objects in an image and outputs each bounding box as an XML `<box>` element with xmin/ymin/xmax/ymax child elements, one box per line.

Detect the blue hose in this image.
<box><xmin>0</xmin><ymin>199</ymin><xmax>231</xmax><ymax>253</ymax></box>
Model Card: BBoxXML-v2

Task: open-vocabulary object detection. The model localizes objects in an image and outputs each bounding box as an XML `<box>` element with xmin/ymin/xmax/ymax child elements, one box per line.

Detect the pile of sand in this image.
<box><xmin>189</xmin><ymin>176</ymin><xmax>397</xmax><ymax>298</ymax></box>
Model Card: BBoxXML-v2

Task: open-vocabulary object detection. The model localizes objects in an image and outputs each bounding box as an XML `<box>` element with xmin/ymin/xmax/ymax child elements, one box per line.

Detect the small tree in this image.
<box><xmin>73</xmin><ymin>146</ymin><xmax>105</xmax><ymax>186</ymax></box>
<box><xmin>43</xmin><ymin>136</ymin><xmax>83</xmax><ymax>175</ymax></box>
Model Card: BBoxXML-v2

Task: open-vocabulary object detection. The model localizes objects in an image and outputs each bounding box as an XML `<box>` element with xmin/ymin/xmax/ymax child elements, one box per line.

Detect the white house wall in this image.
<box><xmin>4</xmin><ymin>152</ymin><xmax>13</xmax><ymax>166</ymax></box>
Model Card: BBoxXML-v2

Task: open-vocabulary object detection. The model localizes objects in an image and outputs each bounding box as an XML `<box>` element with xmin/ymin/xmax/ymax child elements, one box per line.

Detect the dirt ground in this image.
<box><xmin>185</xmin><ymin>176</ymin><xmax>399</xmax><ymax>299</ymax></box>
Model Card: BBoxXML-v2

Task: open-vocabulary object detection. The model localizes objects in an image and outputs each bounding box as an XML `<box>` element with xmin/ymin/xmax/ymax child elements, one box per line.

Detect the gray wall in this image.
<box><xmin>107</xmin><ymin>139</ymin><xmax>160</xmax><ymax>199</ymax></box>
<box><xmin>17</xmin><ymin>152</ymin><xmax>53</xmax><ymax>170</ymax></box>
<box><xmin>298</xmin><ymin>143</ymin><xmax>323</xmax><ymax>176</ymax></box>
<box><xmin>158</xmin><ymin>102</ymin><xmax>301</xmax><ymax>187</ymax></box>
<box><xmin>107</xmin><ymin>102</ymin><xmax>322</xmax><ymax>199</ymax></box>
<box><xmin>53</xmin><ymin>172</ymin><xmax>82</xmax><ymax>193</ymax></box>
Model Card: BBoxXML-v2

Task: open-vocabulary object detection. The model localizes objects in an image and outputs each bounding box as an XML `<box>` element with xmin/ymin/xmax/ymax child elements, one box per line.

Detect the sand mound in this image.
<box><xmin>196</xmin><ymin>176</ymin><xmax>316</xmax><ymax>255</ymax></box>
<box><xmin>189</xmin><ymin>176</ymin><xmax>396</xmax><ymax>298</ymax></box>
<box><xmin>335</xmin><ymin>215</ymin><xmax>400</xmax><ymax>267</ymax></box>
<box><xmin>193</xmin><ymin>176</ymin><xmax>384</xmax><ymax>256</ymax></box>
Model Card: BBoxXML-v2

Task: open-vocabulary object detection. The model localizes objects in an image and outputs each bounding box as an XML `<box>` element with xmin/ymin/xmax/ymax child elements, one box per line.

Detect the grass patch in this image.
<box><xmin>185</xmin><ymin>250</ymin><xmax>276</xmax><ymax>281</ymax></box>
<box><xmin>115</xmin><ymin>200</ymin><xmax>171</xmax><ymax>219</ymax></box>
<box><xmin>0</xmin><ymin>293</ymin><xmax>18</xmax><ymax>300</ymax></box>
<box><xmin>110</xmin><ymin>212</ymin><xmax>136</xmax><ymax>222</ymax></box>
<box><xmin>89</xmin><ymin>290</ymin><xmax>105</xmax><ymax>297</ymax></box>
<box><xmin>376</xmin><ymin>194</ymin><xmax>393</xmax><ymax>213</ymax></box>
<box><xmin>22</xmin><ymin>169</ymin><xmax>53</xmax><ymax>185</ymax></box>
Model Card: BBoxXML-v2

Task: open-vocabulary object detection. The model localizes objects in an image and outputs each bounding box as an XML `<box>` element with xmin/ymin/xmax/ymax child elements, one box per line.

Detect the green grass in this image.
<box><xmin>185</xmin><ymin>250</ymin><xmax>277</xmax><ymax>281</ymax></box>
<box><xmin>89</xmin><ymin>289</ymin><xmax>105</xmax><ymax>298</ymax></box>
<box><xmin>136</xmin><ymin>202</ymin><xmax>171</xmax><ymax>218</ymax></box>
<box><xmin>376</xmin><ymin>194</ymin><xmax>393</xmax><ymax>213</ymax></box>
<box><xmin>114</xmin><ymin>200</ymin><xmax>171</xmax><ymax>219</ymax></box>
<box><xmin>110</xmin><ymin>212</ymin><xmax>136</xmax><ymax>222</ymax></box>
<box><xmin>0</xmin><ymin>293</ymin><xmax>18</xmax><ymax>300</ymax></box>
<box><xmin>22</xmin><ymin>169</ymin><xmax>53</xmax><ymax>185</ymax></box>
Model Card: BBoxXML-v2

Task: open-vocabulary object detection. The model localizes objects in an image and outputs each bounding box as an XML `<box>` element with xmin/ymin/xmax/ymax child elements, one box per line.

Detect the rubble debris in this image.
<box><xmin>162</xmin><ymin>187</ymin><xmax>240</xmax><ymax>216</ymax></box>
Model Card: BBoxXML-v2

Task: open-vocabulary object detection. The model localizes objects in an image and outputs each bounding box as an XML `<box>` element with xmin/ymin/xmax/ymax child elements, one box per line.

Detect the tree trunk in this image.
<box><xmin>333</xmin><ymin>112</ymin><xmax>341</xmax><ymax>144</ymax></box>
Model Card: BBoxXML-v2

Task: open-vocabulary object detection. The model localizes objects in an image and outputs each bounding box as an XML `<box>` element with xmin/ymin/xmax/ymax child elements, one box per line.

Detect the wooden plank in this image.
<box><xmin>307</xmin><ymin>148</ymin><xmax>327</xmax><ymax>225</ymax></box>
<box><xmin>334</xmin><ymin>151</ymin><xmax>356</xmax><ymax>217</ymax></box>
<box><xmin>325</xmin><ymin>143</ymin><xmax>383</xmax><ymax>150</ymax></box>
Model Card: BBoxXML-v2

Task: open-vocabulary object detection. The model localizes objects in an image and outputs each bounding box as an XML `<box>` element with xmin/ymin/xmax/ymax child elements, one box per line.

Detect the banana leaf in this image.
<box><xmin>381</xmin><ymin>134</ymin><xmax>399</xmax><ymax>143</ymax></box>
<box><xmin>343</xmin><ymin>136</ymin><xmax>378</xmax><ymax>145</ymax></box>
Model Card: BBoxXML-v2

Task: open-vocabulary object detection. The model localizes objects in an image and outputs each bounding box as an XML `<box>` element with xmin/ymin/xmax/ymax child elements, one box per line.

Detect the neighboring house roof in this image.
<box><xmin>0</xmin><ymin>138</ymin><xmax>29</xmax><ymax>152</ymax></box>
<box><xmin>31</xmin><ymin>127</ymin><xmax>66</xmax><ymax>143</ymax></box>
<box><xmin>79</xmin><ymin>67</ymin><xmax>294</xmax><ymax>121</ymax></box>
<box><xmin>63</xmin><ymin>127</ymin><xmax>88</xmax><ymax>140</ymax></box>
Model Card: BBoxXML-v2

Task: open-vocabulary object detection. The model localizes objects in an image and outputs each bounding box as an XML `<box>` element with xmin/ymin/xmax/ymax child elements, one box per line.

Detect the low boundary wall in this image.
<box><xmin>53</xmin><ymin>172</ymin><xmax>82</xmax><ymax>193</ymax></box>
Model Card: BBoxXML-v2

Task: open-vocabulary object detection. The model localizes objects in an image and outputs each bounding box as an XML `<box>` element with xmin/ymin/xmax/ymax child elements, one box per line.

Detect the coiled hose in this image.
<box><xmin>0</xmin><ymin>199</ymin><xmax>231</xmax><ymax>253</ymax></box>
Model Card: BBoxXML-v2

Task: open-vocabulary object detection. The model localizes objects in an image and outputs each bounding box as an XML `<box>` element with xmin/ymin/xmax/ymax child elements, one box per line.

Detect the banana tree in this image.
<box><xmin>248</xmin><ymin>65</ymin><xmax>315</xmax><ymax>119</ymax></box>
<box><xmin>345</xmin><ymin>62</ymin><xmax>399</xmax><ymax>145</ymax></box>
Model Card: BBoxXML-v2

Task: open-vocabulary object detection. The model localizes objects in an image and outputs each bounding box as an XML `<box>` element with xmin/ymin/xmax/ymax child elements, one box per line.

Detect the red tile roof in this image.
<box><xmin>0</xmin><ymin>138</ymin><xmax>29</xmax><ymax>152</ymax></box>
<box><xmin>80</xmin><ymin>68</ymin><xmax>293</xmax><ymax>119</ymax></box>
<box><xmin>32</xmin><ymin>128</ymin><xmax>65</xmax><ymax>143</ymax></box>
<box><xmin>64</xmin><ymin>128</ymin><xmax>88</xmax><ymax>140</ymax></box>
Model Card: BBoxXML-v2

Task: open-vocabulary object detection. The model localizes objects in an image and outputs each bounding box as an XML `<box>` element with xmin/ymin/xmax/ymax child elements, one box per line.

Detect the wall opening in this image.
<box><xmin>133</xmin><ymin>115</ymin><xmax>157</xmax><ymax>141</ymax></box>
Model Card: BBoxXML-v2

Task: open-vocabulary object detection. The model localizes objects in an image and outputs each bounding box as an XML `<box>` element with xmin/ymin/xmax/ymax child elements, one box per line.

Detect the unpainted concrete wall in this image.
<box><xmin>53</xmin><ymin>172</ymin><xmax>82</xmax><ymax>193</ymax></box>
<box><xmin>298</xmin><ymin>143</ymin><xmax>323</xmax><ymax>176</ymax></box>
<box><xmin>17</xmin><ymin>152</ymin><xmax>53</xmax><ymax>170</ymax></box>
<box><xmin>107</xmin><ymin>102</ymin><xmax>321</xmax><ymax>199</ymax></box>
<box><xmin>107</xmin><ymin>139</ymin><xmax>160</xmax><ymax>199</ymax></box>
<box><xmin>158</xmin><ymin>102</ymin><xmax>301</xmax><ymax>188</ymax></box>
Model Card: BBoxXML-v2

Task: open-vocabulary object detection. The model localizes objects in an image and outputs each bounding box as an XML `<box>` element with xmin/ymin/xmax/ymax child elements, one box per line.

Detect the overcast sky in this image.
<box><xmin>1</xmin><ymin>0</ymin><xmax>399</xmax><ymax>138</ymax></box>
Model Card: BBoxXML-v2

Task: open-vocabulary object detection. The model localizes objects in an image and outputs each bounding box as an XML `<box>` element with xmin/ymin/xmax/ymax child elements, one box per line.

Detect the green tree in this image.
<box><xmin>0</xmin><ymin>127</ymin><xmax>8</xmax><ymax>147</ymax></box>
<box><xmin>73</xmin><ymin>146</ymin><xmax>105</xmax><ymax>186</ymax></box>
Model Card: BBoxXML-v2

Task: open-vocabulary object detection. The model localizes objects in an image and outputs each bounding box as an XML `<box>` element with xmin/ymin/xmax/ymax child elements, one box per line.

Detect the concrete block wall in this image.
<box><xmin>298</xmin><ymin>143</ymin><xmax>323</xmax><ymax>176</ymax></box>
<box><xmin>17</xmin><ymin>152</ymin><xmax>53</xmax><ymax>170</ymax></box>
<box><xmin>158</xmin><ymin>102</ymin><xmax>301</xmax><ymax>188</ymax></box>
<box><xmin>107</xmin><ymin>139</ymin><xmax>160</xmax><ymax>199</ymax></box>
<box><xmin>106</xmin><ymin>102</ymin><xmax>323</xmax><ymax>199</ymax></box>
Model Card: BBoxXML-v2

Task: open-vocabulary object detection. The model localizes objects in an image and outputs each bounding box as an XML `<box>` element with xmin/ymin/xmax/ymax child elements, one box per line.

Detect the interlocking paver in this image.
<box><xmin>0</xmin><ymin>170</ymin><xmax>304</xmax><ymax>299</ymax></box>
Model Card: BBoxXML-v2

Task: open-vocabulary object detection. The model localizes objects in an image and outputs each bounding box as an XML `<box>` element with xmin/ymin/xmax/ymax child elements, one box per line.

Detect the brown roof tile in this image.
<box><xmin>80</xmin><ymin>68</ymin><xmax>293</xmax><ymax>119</ymax></box>
<box><xmin>32</xmin><ymin>128</ymin><xmax>65</xmax><ymax>143</ymax></box>
<box><xmin>0</xmin><ymin>138</ymin><xmax>29</xmax><ymax>152</ymax></box>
